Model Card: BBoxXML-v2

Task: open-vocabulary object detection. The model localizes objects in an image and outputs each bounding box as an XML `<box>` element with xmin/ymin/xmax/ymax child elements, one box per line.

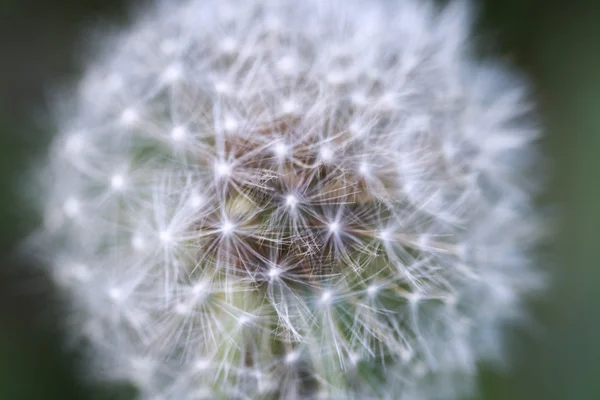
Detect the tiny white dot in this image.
<box><xmin>277</xmin><ymin>56</ymin><xmax>297</xmax><ymax>75</ymax></box>
<box><xmin>64</xmin><ymin>133</ymin><xmax>84</xmax><ymax>153</ymax></box>
<box><xmin>272</xmin><ymin>142</ymin><xmax>288</xmax><ymax>159</ymax></box>
<box><xmin>417</xmin><ymin>235</ymin><xmax>430</xmax><ymax>249</ymax></box>
<box><xmin>349</xmin><ymin>121</ymin><xmax>365</xmax><ymax>137</ymax></box>
<box><xmin>350</xmin><ymin>92</ymin><xmax>368</xmax><ymax>107</ymax></box>
<box><xmin>131</xmin><ymin>235</ymin><xmax>145</xmax><ymax>251</ymax></box>
<box><xmin>378</xmin><ymin>92</ymin><xmax>397</xmax><ymax>109</ymax></box>
<box><xmin>320</xmin><ymin>145</ymin><xmax>334</xmax><ymax>162</ymax></box>
<box><xmin>281</xmin><ymin>100</ymin><xmax>298</xmax><ymax>114</ymax></box>
<box><xmin>221</xmin><ymin>220</ymin><xmax>235</xmax><ymax>236</ymax></box>
<box><xmin>111</xmin><ymin>174</ymin><xmax>125</xmax><ymax>190</ymax></box>
<box><xmin>268</xmin><ymin>267</ymin><xmax>282</xmax><ymax>279</ymax></box>
<box><xmin>400</xmin><ymin>347</ymin><xmax>413</xmax><ymax>362</ymax></box>
<box><xmin>320</xmin><ymin>290</ymin><xmax>333</xmax><ymax>304</ymax></box>
<box><xmin>219</xmin><ymin>37</ymin><xmax>237</xmax><ymax>54</ymax></box>
<box><xmin>367</xmin><ymin>284</ymin><xmax>379</xmax><ymax>297</ymax></box>
<box><xmin>120</xmin><ymin>108</ymin><xmax>138</xmax><ymax>126</ymax></box>
<box><xmin>192</xmin><ymin>280</ymin><xmax>208</xmax><ymax>294</ymax></box>
<box><xmin>285</xmin><ymin>351</ymin><xmax>299</xmax><ymax>364</ymax></box>
<box><xmin>175</xmin><ymin>302</ymin><xmax>191</xmax><ymax>315</ymax></box>
<box><xmin>63</xmin><ymin>197</ymin><xmax>80</xmax><ymax>217</ymax></box>
<box><xmin>189</xmin><ymin>192</ymin><xmax>204</xmax><ymax>208</ymax></box>
<box><xmin>108</xmin><ymin>287</ymin><xmax>122</xmax><ymax>302</ymax></box>
<box><xmin>285</xmin><ymin>194</ymin><xmax>297</xmax><ymax>208</ymax></box>
<box><xmin>408</xmin><ymin>292</ymin><xmax>421</xmax><ymax>304</ymax></box>
<box><xmin>327</xmin><ymin>70</ymin><xmax>347</xmax><ymax>86</ymax></box>
<box><xmin>328</xmin><ymin>221</ymin><xmax>339</xmax><ymax>234</ymax></box>
<box><xmin>171</xmin><ymin>126</ymin><xmax>186</xmax><ymax>141</ymax></box>
<box><xmin>238</xmin><ymin>315</ymin><xmax>252</xmax><ymax>326</ymax></box>
<box><xmin>214</xmin><ymin>161</ymin><xmax>232</xmax><ymax>177</ymax></box>
<box><xmin>378</xmin><ymin>229</ymin><xmax>392</xmax><ymax>241</ymax></box>
<box><xmin>223</xmin><ymin>116</ymin><xmax>238</xmax><ymax>132</ymax></box>
<box><xmin>358</xmin><ymin>162</ymin><xmax>369</xmax><ymax>175</ymax></box>
<box><xmin>349</xmin><ymin>353</ymin><xmax>361</xmax><ymax>365</ymax></box>
<box><xmin>214</xmin><ymin>81</ymin><xmax>230</xmax><ymax>94</ymax></box>
<box><xmin>193</xmin><ymin>359</ymin><xmax>210</xmax><ymax>371</ymax></box>
<box><xmin>69</xmin><ymin>263</ymin><xmax>91</xmax><ymax>283</ymax></box>
<box><xmin>159</xmin><ymin>231</ymin><xmax>171</xmax><ymax>243</ymax></box>
<box><xmin>162</xmin><ymin>63</ymin><xmax>182</xmax><ymax>82</ymax></box>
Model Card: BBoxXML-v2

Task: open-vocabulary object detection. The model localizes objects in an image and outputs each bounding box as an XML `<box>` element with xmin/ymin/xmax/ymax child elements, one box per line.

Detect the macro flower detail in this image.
<box><xmin>33</xmin><ymin>0</ymin><xmax>541</xmax><ymax>399</ymax></box>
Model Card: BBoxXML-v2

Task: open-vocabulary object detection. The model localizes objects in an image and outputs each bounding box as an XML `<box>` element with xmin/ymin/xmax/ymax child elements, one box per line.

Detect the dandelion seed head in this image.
<box><xmin>32</xmin><ymin>0</ymin><xmax>543</xmax><ymax>399</ymax></box>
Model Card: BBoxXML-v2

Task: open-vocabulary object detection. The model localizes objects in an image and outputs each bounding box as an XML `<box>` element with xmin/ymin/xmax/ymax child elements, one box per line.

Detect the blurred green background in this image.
<box><xmin>0</xmin><ymin>0</ymin><xmax>599</xmax><ymax>399</ymax></box>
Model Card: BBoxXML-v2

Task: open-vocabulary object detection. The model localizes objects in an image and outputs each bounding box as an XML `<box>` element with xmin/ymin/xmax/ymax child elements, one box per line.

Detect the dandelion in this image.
<box><xmin>31</xmin><ymin>0</ymin><xmax>542</xmax><ymax>399</ymax></box>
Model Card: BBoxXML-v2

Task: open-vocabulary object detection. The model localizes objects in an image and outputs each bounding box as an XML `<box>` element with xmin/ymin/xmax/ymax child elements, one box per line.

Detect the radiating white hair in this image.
<box><xmin>32</xmin><ymin>0</ymin><xmax>542</xmax><ymax>398</ymax></box>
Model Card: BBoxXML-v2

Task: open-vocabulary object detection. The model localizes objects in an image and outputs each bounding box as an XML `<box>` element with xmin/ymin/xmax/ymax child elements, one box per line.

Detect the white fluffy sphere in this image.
<box><xmin>33</xmin><ymin>0</ymin><xmax>542</xmax><ymax>399</ymax></box>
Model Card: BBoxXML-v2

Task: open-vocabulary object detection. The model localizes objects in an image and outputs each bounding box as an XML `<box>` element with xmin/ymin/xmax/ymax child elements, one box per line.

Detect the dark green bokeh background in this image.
<box><xmin>1</xmin><ymin>1</ymin><xmax>598</xmax><ymax>399</ymax></box>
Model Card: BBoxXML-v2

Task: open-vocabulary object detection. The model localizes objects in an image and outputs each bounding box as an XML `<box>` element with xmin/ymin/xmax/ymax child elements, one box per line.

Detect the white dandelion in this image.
<box><xmin>31</xmin><ymin>0</ymin><xmax>543</xmax><ymax>399</ymax></box>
